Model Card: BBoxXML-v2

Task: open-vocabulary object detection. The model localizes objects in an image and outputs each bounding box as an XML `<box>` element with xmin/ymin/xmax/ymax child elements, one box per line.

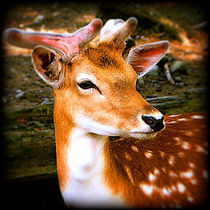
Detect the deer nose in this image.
<box><xmin>142</xmin><ymin>115</ymin><xmax>165</xmax><ymax>132</ymax></box>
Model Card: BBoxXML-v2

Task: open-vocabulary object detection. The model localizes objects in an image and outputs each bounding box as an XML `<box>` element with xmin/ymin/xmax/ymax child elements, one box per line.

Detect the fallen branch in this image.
<box><xmin>164</xmin><ymin>63</ymin><xmax>175</xmax><ymax>85</ymax></box>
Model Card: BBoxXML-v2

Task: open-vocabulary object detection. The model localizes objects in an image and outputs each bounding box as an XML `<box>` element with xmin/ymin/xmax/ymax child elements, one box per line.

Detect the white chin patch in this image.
<box><xmin>74</xmin><ymin>113</ymin><xmax>162</xmax><ymax>139</ymax></box>
<box><xmin>129</xmin><ymin>131</ymin><xmax>158</xmax><ymax>139</ymax></box>
<box><xmin>75</xmin><ymin>115</ymin><xmax>120</xmax><ymax>136</ymax></box>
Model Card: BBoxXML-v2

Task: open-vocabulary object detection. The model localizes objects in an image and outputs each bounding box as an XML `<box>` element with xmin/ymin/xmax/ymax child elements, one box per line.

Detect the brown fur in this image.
<box><xmin>9</xmin><ymin>19</ymin><xmax>200</xmax><ymax>208</ymax></box>
<box><xmin>52</xmin><ymin>43</ymin><xmax>158</xmax><ymax>194</ymax></box>
<box><xmin>50</xmin><ymin>43</ymin><xmax>207</xmax><ymax>208</ymax></box>
<box><xmin>104</xmin><ymin>113</ymin><xmax>208</xmax><ymax>207</ymax></box>
<box><xmin>84</xmin><ymin>46</ymin><xmax>119</xmax><ymax>68</ymax></box>
<box><xmin>82</xmin><ymin>42</ymin><xmax>125</xmax><ymax>68</ymax></box>
<box><xmin>53</xmin><ymin>90</ymin><xmax>73</xmax><ymax>192</ymax></box>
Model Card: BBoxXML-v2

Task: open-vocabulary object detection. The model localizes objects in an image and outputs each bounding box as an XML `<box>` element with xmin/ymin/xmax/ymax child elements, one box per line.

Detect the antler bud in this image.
<box><xmin>99</xmin><ymin>17</ymin><xmax>137</xmax><ymax>45</ymax></box>
<box><xmin>3</xmin><ymin>18</ymin><xmax>103</xmax><ymax>62</ymax></box>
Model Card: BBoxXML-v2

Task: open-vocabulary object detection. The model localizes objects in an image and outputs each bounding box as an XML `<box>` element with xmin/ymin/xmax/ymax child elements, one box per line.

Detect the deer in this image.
<box><xmin>3</xmin><ymin>17</ymin><xmax>208</xmax><ymax>208</ymax></box>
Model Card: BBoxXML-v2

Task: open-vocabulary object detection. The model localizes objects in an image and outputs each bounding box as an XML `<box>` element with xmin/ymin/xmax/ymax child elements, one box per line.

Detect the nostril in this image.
<box><xmin>142</xmin><ymin>116</ymin><xmax>155</xmax><ymax>127</ymax></box>
<box><xmin>142</xmin><ymin>115</ymin><xmax>164</xmax><ymax>132</ymax></box>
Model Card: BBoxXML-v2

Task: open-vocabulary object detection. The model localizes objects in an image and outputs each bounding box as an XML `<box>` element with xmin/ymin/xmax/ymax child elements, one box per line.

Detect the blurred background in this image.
<box><xmin>1</xmin><ymin>1</ymin><xmax>208</xmax><ymax>208</ymax></box>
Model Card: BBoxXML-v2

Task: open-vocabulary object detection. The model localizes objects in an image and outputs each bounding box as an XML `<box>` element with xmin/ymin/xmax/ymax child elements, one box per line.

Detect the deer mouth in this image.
<box><xmin>124</xmin><ymin>131</ymin><xmax>157</xmax><ymax>140</ymax></box>
<box><xmin>129</xmin><ymin>127</ymin><xmax>165</xmax><ymax>139</ymax></box>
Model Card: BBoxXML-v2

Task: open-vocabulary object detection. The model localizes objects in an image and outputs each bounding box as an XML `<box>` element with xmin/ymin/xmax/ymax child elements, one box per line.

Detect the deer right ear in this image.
<box><xmin>32</xmin><ymin>46</ymin><xmax>64</xmax><ymax>89</ymax></box>
<box><xmin>127</xmin><ymin>41</ymin><xmax>170</xmax><ymax>78</ymax></box>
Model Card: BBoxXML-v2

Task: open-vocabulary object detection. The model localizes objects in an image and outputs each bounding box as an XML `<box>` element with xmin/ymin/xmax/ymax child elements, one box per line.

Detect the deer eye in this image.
<box><xmin>77</xmin><ymin>80</ymin><xmax>96</xmax><ymax>89</ymax></box>
<box><xmin>77</xmin><ymin>80</ymin><xmax>102</xmax><ymax>94</ymax></box>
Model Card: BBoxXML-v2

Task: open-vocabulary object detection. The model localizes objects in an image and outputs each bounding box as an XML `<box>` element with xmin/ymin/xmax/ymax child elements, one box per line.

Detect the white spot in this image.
<box><xmin>177</xmin><ymin>183</ymin><xmax>186</xmax><ymax>193</ymax></box>
<box><xmin>131</xmin><ymin>145</ymin><xmax>139</xmax><ymax>152</ymax></box>
<box><xmin>159</xmin><ymin>151</ymin><xmax>165</xmax><ymax>158</ymax></box>
<box><xmin>145</xmin><ymin>150</ymin><xmax>153</xmax><ymax>158</ymax></box>
<box><xmin>177</xmin><ymin>152</ymin><xmax>184</xmax><ymax>158</ymax></box>
<box><xmin>153</xmin><ymin>168</ymin><xmax>160</xmax><ymax>175</ymax></box>
<box><xmin>185</xmin><ymin>131</ymin><xmax>194</xmax><ymax>136</ymax></box>
<box><xmin>180</xmin><ymin>169</ymin><xmax>194</xmax><ymax>179</ymax></box>
<box><xmin>167</xmin><ymin>120</ymin><xmax>177</xmax><ymax>124</ymax></box>
<box><xmin>195</xmin><ymin>145</ymin><xmax>208</xmax><ymax>155</ymax></box>
<box><xmin>181</xmin><ymin>141</ymin><xmax>190</xmax><ymax>150</ymax></box>
<box><xmin>168</xmin><ymin>155</ymin><xmax>175</xmax><ymax>165</ymax></box>
<box><xmin>187</xmin><ymin>196</ymin><xmax>194</xmax><ymax>202</ymax></box>
<box><xmin>169</xmin><ymin>114</ymin><xmax>180</xmax><ymax>118</ymax></box>
<box><xmin>161</xmin><ymin>167</ymin><xmax>167</xmax><ymax>173</ymax></box>
<box><xmin>203</xmin><ymin>170</ymin><xmax>208</xmax><ymax>179</ymax></box>
<box><xmin>190</xmin><ymin>178</ymin><xmax>197</xmax><ymax>185</ymax></box>
<box><xmin>161</xmin><ymin>187</ymin><xmax>171</xmax><ymax>196</ymax></box>
<box><xmin>174</xmin><ymin>137</ymin><xmax>181</xmax><ymax>142</ymax></box>
<box><xmin>140</xmin><ymin>184</ymin><xmax>154</xmax><ymax>196</ymax></box>
<box><xmin>148</xmin><ymin>172</ymin><xmax>156</xmax><ymax>182</ymax></box>
<box><xmin>124</xmin><ymin>165</ymin><xmax>134</xmax><ymax>184</ymax></box>
<box><xmin>169</xmin><ymin>170</ymin><xmax>178</xmax><ymax>177</ymax></box>
<box><xmin>191</xmin><ymin>115</ymin><xmax>204</xmax><ymax>119</ymax></box>
<box><xmin>171</xmin><ymin>185</ymin><xmax>177</xmax><ymax>191</ymax></box>
<box><xmin>124</xmin><ymin>152</ymin><xmax>132</xmax><ymax>161</ymax></box>
<box><xmin>178</xmin><ymin>118</ymin><xmax>187</xmax><ymax>121</ymax></box>
<box><xmin>188</xmin><ymin>162</ymin><xmax>195</xmax><ymax>168</ymax></box>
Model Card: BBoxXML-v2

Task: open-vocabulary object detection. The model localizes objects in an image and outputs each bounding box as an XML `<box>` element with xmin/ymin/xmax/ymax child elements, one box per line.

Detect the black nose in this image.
<box><xmin>142</xmin><ymin>115</ymin><xmax>164</xmax><ymax>132</ymax></box>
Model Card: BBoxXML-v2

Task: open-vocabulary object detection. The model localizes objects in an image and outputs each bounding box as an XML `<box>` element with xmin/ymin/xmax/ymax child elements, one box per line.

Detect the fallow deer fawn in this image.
<box><xmin>3</xmin><ymin>17</ymin><xmax>208</xmax><ymax>208</ymax></box>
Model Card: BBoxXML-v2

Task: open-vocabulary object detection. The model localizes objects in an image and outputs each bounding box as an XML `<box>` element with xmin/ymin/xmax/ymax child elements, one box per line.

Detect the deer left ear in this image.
<box><xmin>127</xmin><ymin>41</ymin><xmax>169</xmax><ymax>78</ymax></box>
<box><xmin>32</xmin><ymin>45</ymin><xmax>64</xmax><ymax>89</ymax></box>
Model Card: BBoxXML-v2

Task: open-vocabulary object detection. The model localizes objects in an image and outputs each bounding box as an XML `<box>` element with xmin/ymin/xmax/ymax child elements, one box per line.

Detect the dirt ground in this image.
<box><xmin>2</xmin><ymin>2</ymin><xmax>208</xmax><ymax>113</ymax></box>
<box><xmin>1</xmin><ymin>2</ymin><xmax>208</xmax><ymax>208</ymax></box>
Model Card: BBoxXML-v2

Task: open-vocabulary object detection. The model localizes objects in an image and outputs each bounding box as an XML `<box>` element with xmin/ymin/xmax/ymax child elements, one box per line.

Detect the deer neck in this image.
<box><xmin>67</xmin><ymin>127</ymin><xmax>108</xmax><ymax>182</ymax></box>
<box><xmin>53</xmin><ymin>97</ymin><xmax>124</xmax><ymax>207</ymax></box>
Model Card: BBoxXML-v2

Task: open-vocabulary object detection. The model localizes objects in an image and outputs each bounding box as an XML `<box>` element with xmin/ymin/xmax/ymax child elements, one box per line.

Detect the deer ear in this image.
<box><xmin>32</xmin><ymin>46</ymin><xmax>64</xmax><ymax>89</ymax></box>
<box><xmin>127</xmin><ymin>41</ymin><xmax>169</xmax><ymax>78</ymax></box>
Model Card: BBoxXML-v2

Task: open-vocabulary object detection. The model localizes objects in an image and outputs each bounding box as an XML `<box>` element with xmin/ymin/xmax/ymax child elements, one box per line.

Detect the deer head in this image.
<box><xmin>4</xmin><ymin>17</ymin><xmax>169</xmax><ymax>139</ymax></box>
<box><xmin>4</xmin><ymin>18</ymin><xmax>208</xmax><ymax>208</ymax></box>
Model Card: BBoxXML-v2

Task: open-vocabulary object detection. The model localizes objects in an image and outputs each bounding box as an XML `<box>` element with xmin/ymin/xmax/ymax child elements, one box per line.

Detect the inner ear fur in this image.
<box><xmin>32</xmin><ymin>46</ymin><xmax>64</xmax><ymax>89</ymax></box>
<box><xmin>127</xmin><ymin>41</ymin><xmax>170</xmax><ymax>78</ymax></box>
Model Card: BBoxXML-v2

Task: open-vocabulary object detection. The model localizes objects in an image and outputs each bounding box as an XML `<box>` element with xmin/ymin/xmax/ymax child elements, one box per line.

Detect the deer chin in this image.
<box><xmin>74</xmin><ymin>115</ymin><xmax>165</xmax><ymax>139</ymax></box>
<box><xmin>127</xmin><ymin>125</ymin><xmax>166</xmax><ymax>140</ymax></box>
<box><xmin>128</xmin><ymin>131</ymin><xmax>158</xmax><ymax>140</ymax></box>
<box><xmin>74</xmin><ymin>115</ymin><xmax>122</xmax><ymax>137</ymax></box>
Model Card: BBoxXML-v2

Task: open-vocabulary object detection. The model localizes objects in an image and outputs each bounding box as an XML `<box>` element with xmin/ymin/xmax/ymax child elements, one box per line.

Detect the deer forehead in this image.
<box><xmin>71</xmin><ymin>48</ymin><xmax>137</xmax><ymax>88</ymax></box>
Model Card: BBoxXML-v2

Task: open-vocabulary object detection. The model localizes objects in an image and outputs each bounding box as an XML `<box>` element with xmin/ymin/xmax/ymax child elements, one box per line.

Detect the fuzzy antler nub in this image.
<box><xmin>99</xmin><ymin>17</ymin><xmax>137</xmax><ymax>45</ymax></box>
<box><xmin>3</xmin><ymin>18</ymin><xmax>103</xmax><ymax>62</ymax></box>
